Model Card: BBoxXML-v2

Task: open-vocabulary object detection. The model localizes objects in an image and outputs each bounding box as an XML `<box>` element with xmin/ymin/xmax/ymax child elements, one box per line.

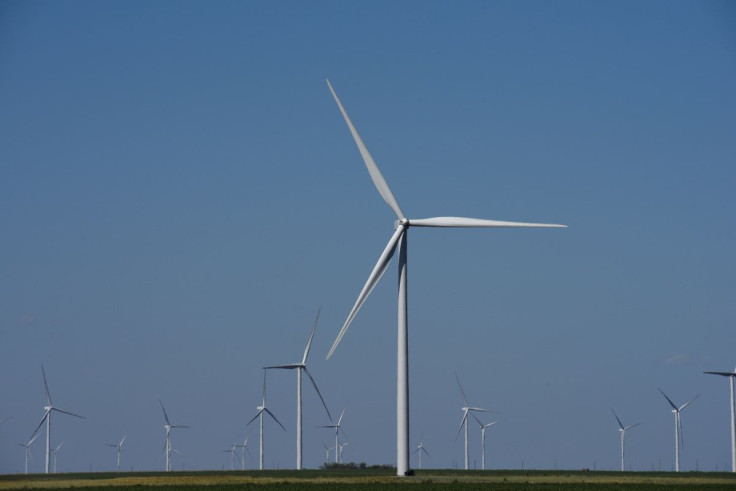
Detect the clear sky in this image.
<box><xmin>1</xmin><ymin>0</ymin><xmax>735</xmax><ymax>474</ymax></box>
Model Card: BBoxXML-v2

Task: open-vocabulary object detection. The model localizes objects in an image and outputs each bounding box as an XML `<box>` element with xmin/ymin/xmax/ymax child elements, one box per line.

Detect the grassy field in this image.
<box><xmin>1</xmin><ymin>469</ymin><xmax>735</xmax><ymax>490</ymax></box>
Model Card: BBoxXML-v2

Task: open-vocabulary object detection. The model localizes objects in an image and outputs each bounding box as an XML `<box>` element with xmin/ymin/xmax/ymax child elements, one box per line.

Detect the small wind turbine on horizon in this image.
<box><xmin>106</xmin><ymin>435</ymin><xmax>127</xmax><ymax>471</ymax></box>
<box><xmin>455</xmin><ymin>374</ymin><xmax>492</xmax><ymax>471</ymax></box>
<box><xmin>321</xmin><ymin>441</ymin><xmax>333</xmax><ymax>463</ymax></box>
<box><xmin>704</xmin><ymin>365</ymin><xmax>736</xmax><ymax>472</ymax></box>
<box><xmin>658</xmin><ymin>388</ymin><xmax>699</xmax><ymax>472</ymax></box>
<box><xmin>30</xmin><ymin>366</ymin><xmax>85</xmax><ymax>474</ymax></box>
<box><xmin>413</xmin><ymin>437</ymin><xmax>430</xmax><ymax>470</ymax></box>
<box><xmin>338</xmin><ymin>441</ymin><xmax>351</xmax><ymax>463</ymax></box>
<box><xmin>471</xmin><ymin>414</ymin><xmax>499</xmax><ymax>471</ymax></box>
<box><xmin>264</xmin><ymin>308</ymin><xmax>332</xmax><ymax>470</ymax></box>
<box><xmin>222</xmin><ymin>442</ymin><xmax>238</xmax><ymax>471</ymax></box>
<box><xmin>323</xmin><ymin>79</ymin><xmax>566</xmax><ymax>476</ymax></box>
<box><xmin>319</xmin><ymin>406</ymin><xmax>348</xmax><ymax>464</ymax></box>
<box><xmin>18</xmin><ymin>433</ymin><xmax>40</xmax><ymax>474</ymax></box>
<box><xmin>611</xmin><ymin>409</ymin><xmax>639</xmax><ymax>472</ymax></box>
<box><xmin>51</xmin><ymin>441</ymin><xmax>63</xmax><ymax>473</ymax></box>
<box><xmin>159</xmin><ymin>400</ymin><xmax>189</xmax><ymax>472</ymax></box>
<box><xmin>235</xmin><ymin>435</ymin><xmax>251</xmax><ymax>470</ymax></box>
<box><xmin>247</xmin><ymin>371</ymin><xmax>286</xmax><ymax>470</ymax></box>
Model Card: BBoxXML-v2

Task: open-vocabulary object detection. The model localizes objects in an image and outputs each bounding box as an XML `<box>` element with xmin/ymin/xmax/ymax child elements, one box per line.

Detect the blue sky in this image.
<box><xmin>1</xmin><ymin>0</ymin><xmax>735</xmax><ymax>473</ymax></box>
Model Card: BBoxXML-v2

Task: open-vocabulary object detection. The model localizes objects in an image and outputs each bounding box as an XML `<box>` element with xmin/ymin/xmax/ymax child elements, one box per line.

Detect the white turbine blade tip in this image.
<box><xmin>409</xmin><ymin>217</ymin><xmax>567</xmax><ymax>228</ymax></box>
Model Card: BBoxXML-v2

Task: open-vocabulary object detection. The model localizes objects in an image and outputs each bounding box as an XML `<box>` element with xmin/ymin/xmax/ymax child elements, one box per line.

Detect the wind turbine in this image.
<box><xmin>611</xmin><ymin>409</ymin><xmax>640</xmax><ymax>472</ymax></box>
<box><xmin>159</xmin><ymin>400</ymin><xmax>189</xmax><ymax>472</ymax></box>
<box><xmin>247</xmin><ymin>371</ymin><xmax>286</xmax><ymax>470</ymax></box>
<box><xmin>455</xmin><ymin>374</ymin><xmax>491</xmax><ymax>470</ymax></box>
<box><xmin>106</xmin><ymin>435</ymin><xmax>127</xmax><ymax>471</ymax></box>
<box><xmin>413</xmin><ymin>438</ymin><xmax>430</xmax><ymax>470</ymax></box>
<box><xmin>471</xmin><ymin>414</ymin><xmax>499</xmax><ymax>471</ymax></box>
<box><xmin>51</xmin><ymin>441</ymin><xmax>63</xmax><ymax>473</ymax></box>
<box><xmin>338</xmin><ymin>441</ymin><xmax>351</xmax><ymax>463</ymax></box>
<box><xmin>658</xmin><ymin>388</ymin><xmax>699</xmax><ymax>472</ymax></box>
<box><xmin>30</xmin><ymin>366</ymin><xmax>85</xmax><ymax>474</ymax></box>
<box><xmin>324</xmin><ymin>79</ymin><xmax>566</xmax><ymax>476</ymax></box>
<box><xmin>321</xmin><ymin>442</ymin><xmax>333</xmax><ymax>463</ymax></box>
<box><xmin>18</xmin><ymin>433</ymin><xmax>40</xmax><ymax>474</ymax></box>
<box><xmin>319</xmin><ymin>406</ymin><xmax>348</xmax><ymax>464</ymax></box>
<box><xmin>704</xmin><ymin>366</ymin><xmax>736</xmax><ymax>472</ymax></box>
<box><xmin>222</xmin><ymin>442</ymin><xmax>238</xmax><ymax>471</ymax></box>
<box><xmin>235</xmin><ymin>435</ymin><xmax>251</xmax><ymax>470</ymax></box>
<box><xmin>264</xmin><ymin>308</ymin><xmax>332</xmax><ymax>470</ymax></box>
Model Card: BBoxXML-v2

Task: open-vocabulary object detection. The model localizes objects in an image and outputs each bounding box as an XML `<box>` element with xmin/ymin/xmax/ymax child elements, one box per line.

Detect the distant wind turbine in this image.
<box><xmin>704</xmin><ymin>366</ymin><xmax>736</xmax><ymax>472</ymax></box>
<box><xmin>320</xmin><ymin>406</ymin><xmax>348</xmax><ymax>464</ymax></box>
<box><xmin>30</xmin><ymin>366</ymin><xmax>85</xmax><ymax>474</ymax></box>
<box><xmin>321</xmin><ymin>442</ymin><xmax>333</xmax><ymax>463</ymax></box>
<box><xmin>51</xmin><ymin>441</ymin><xmax>63</xmax><ymax>473</ymax></box>
<box><xmin>471</xmin><ymin>414</ymin><xmax>499</xmax><ymax>470</ymax></box>
<box><xmin>159</xmin><ymin>400</ymin><xmax>189</xmax><ymax>472</ymax></box>
<box><xmin>611</xmin><ymin>409</ymin><xmax>639</xmax><ymax>472</ymax></box>
<box><xmin>264</xmin><ymin>308</ymin><xmax>332</xmax><ymax>469</ymax></box>
<box><xmin>235</xmin><ymin>436</ymin><xmax>250</xmax><ymax>470</ymax></box>
<box><xmin>18</xmin><ymin>433</ymin><xmax>40</xmax><ymax>474</ymax></box>
<box><xmin>455</xmin><ymin>374</ymin><xmax>491</xmax><ymax>470</ymax></box>
<box><xmin>324</xmin><ymin>79</ymin><xmax>566</xmax><ymax>476</ymax></box>
<box><xmin>106</xmin><ymin>435</ymin><xmax>127</xmax><ymax>471</ymax></box>
<box><xmin>658</xmin><ymin>388</ymin><xmax>699</xmax><ymax>472</ymax></box>
<box><xmin>222</xmin><ymin>442</ymin><xmax>238</xmax><ymax>471</ymax></box>
<box><xmin>413</xmin><ymin>438</ymin><xmax>430</xmax><ymax>470</ymax></box>
<box><xmin>247</xmin><ymin>371</ymin><xmax>286</xmax><ymax>470</ymax></box>
<box><xmin>338</xmin><ymin>441</ymin><xmax>351</xmax><ymax>463</ymax></box>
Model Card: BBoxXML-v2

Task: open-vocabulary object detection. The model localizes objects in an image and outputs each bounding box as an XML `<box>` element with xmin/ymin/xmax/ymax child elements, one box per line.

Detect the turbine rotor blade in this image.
<box><xmin>263</xmin><ymin>408</ymin><xmax>286</xmax><ymax>431</ymax></box>
<box><xmin>337</xmin><ymin>406</ymin><xmax>347</xmax><ymax>426</ymax></box>
<box><xmin>302</xmin><ymin>307</ymin><xmax>321</xmax><ymax>365</ymax></box>
<box><xmin>326</xmin><ymin>79</ymin><xmax>405</xmax><ymax>220</ymax></box>
<box><xmin>409</xmin><ymin>217</ymin><xmax>567</xmax><ymax>228</ymax></box>
<box><xmin>327</xmin><ymin>226</ymin><xmax>404</xmax><ymax>359</ymax></box>
<box><xmin>704</xmin><ymin>371</ymin><xmax>736</xmax><ymax>377</ymax></box>
<box><xmin>52</xmin><ymin>407</ymin><xmax>86</xmax><ymax>419</ymax></box>
<box><xmin>455</xmin><ymin>373</ymin><xmax>469</xmax><ymax>406</ymax></box>
<box><xmin>303</xmin><ymin>366</ymin><xmax>332</xmax><ymax>421</ymax></box>
<box><xmin>625</xmin><ymin>423</ymin><xmax>641</xmax><ymax>431</ymax></box>
<box><xmin>456</xmin><ymin>410</ymin><xmax>468</xmax><ymax>440</ymax></box>
<box><xmin>31</xmin><ymin>409</ymin><xmax>50</xmax><ymax>439</ymax></box>
<box><xmin>611</xmin><ymin>408</ymin><xmax>625</xmax><ymax>430</ymax></box>
<box><xmin>658</xmin><ymin>388</ymin><xmax>678</xmax><ymax>411</ymax></box>
<box><xmin>159</xmin><ymin>400</ymin><xmax>171</xmax><ymax>426</ymax></box>
<box><xmin>41</xmin><ymin>366</ymin><xmax>52</xmax><ymax>406</ymax></box>
<box><xmin>679</xmin><ymin>394</ymin><xmax>700</xmax><ymax>411</ymax></box>
<box><xmin>263</xmin><ymin>364</ymin><xmax>300</xmax><ymax>370</ymax></box>
<box><xmin>246</xmin><ymin>410</ymin><xmax>263</xmax><ymax>427</ymax></box>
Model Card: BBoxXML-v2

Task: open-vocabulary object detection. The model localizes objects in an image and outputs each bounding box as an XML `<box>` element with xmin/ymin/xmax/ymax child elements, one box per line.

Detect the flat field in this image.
<box><xmin>1</xmin><ymin>469</ymin><xmax>734</xmax><ymax>490</ymax></box>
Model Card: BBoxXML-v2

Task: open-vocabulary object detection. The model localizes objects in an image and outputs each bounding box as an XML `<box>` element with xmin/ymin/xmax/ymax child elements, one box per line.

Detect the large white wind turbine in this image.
<box><xmin>18</xmin><ymin>433</ymin><xmax>40</xmax><ymax>474</ymax></box>
<box><xmin>455</xmin><ymin>374</ymin><xmax>491</xmax><ymax>470</ymax></box>
<box><xmin>247</xmin><ymin>371</ymin><xmax>286</xmax><ymax>470</ymax></box>
<box><xmin>106</xmin><ymin>435</ymin><xmax>127</xmax><ymax>471</ymax></box>
<box><xmin>704</xmin><ymin>366</ymin><xmax>736</xmax><ymax>472</ymax></box>
<box><xmin>264</xmin><ymin>308</ymin><xmax>332</xmax><ymax>470</ymax></box>
<box><xmin>471</xmin><ymin>414</ymin><xmax>499</xmax><ymax>471</ymax></box>
<box><xmin>319</xmin><ymin>406</ymin><xmax>348</xmax><ymax>464</ymax></box>
<box><xmin>30</xmin><ymin>366</ymin><xmax>85</xmax><ymax>474</ymax></box>
<box><xmin>324</xmin><ymin>80</ymin><xmax>566</xmax><ymax>476</ymax></box>
<box><xmin>658</xmin><ymin>388</ymin><xmax>699</xmax><ymax>472</ymax></box>
<box><xmin>159</xmin><ymin>400</ymin><xmax>189</xmax><ymax>472</ymax></box>
<box><xmin>611</xmin><ymin>409</ymin><xmax>639</xmax><ymax>472</ymax></box>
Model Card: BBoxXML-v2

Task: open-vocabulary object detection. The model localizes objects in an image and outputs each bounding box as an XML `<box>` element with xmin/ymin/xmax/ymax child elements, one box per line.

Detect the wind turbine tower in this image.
<box><xmin>106</xmin><ymin>435</ymin><xmax>127</xmax><ymax>471</ymax></box>
<box><xmin>324</xmin><ymin>79</ymin><xmax>566</xmax><ymax>476</ymax></box>
<box><xmin>159</xmin><ymin>400</ymin><xmax>189</xmax><ymax>472</ymax></box>
<box><xmin>472</xmin><ymin>414</ymin><xmax>499</xmax><ymax>471</ymax></box>
<box><xmin>455</xmin><ymin>374</ymin><xmax>491</xmax><ymax>470</ymax></box>
<box><xmin>611</xmin><ymin>409</ymin><xmax>640</xmax><ymax>472</ymax></box>
<box><xmin>264</xmin><ymin>308</ymin><xmax>332</xmax><ymax>469</ymax></box>
<box><xmin>704</xmin><ymin>366</ymin><xmax>736</xmax><ymax>472</ymax></box>
<box><xmin>247</xmin><ymin>371</ymin><xmax>286</xmax><ymax>470</ymax></box>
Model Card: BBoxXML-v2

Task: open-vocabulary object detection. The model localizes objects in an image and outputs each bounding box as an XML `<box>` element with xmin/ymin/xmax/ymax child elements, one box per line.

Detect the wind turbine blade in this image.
<box><xmin>327</xmin><ymin>226</ymin><xmax>404</xmax><ymax>359</ymax></box>
<box><xmin>339</xmin><ymin>426</ymin><xmax>349</xmax><ymax>443</ymax></box>
<box><xmin>159</xmin><ymin>400</ymin><xmax>171</xmax><ymax>426</ymax></box>
<box><xmin>120</xmin><ymin>435</ymin><xmax>127</xmax><ymax>446</ymax></box>
<box><xmin>31</xmin><ymin>410</ymin><xmax>50</xmax><ymax>439</ymax></box>
<box><xmin>303</xmin><ymin>366</ymin><xmax>332</xmax><ymax>421</ymax></box>
<box><xmin>246</xmin><ymin>410</ymin><xmax>263</xmax><ymax>427</ymax></box>
<box><xmin>467</xmin><ymin>407</ymin><xmax>491</xmax><ymax>413</ymax></box>
<box><xmin>29</xmin><ymin>432</ymin><xmax>41</xmax><ymax>446</ymax></box>
<box><xmin>337</xmin><ymin>406</ymin><xmax>347</xmax><ymax>426</ymax></box>
<box><xmin>625</xmin><ymin>423</ymin><xmax>641</xmax><ymax>431</ymax></box>
<box><xmin>302</xmin><ymin>307</ymin><xmax>321</xmax><ymax>365</ymax></box>
<box><xmin>106</xmin><ymin>443</ymin><xmax>118</xmax><ymax>447</ymax></box>
<box><xmin>470</xmin><ymin>411</ymin><xmax>485</xmax><ymax>428</ymax></box>
<box><xmin>455</xmin><ymin>411</ymin><xmax>468</xmax><ymax>440</ymax></box>
<box><xmin>611</xmin><ymin>408</ymin><xmax>625</xmax><ymax>430</ymax></box>
<box><xmin>409</xmin><ymin>217</ymin><xmax>567</xmax><ymax>228</ymax></box>
<box><xmin>484</xmin><ymin>421</ymin><xmax>500</xmax><ymax>429</ymax></box>
<box><xmin>52</xmin><ymin>407</ymin><xmax>86</xmax><ymax>419</ymax></box>
<box><xmin>679</xmin><ymin>394</ymin><xmax>700</xmax><ymax>411</ymax></box>
<box><xmin>263</xmin><ymin>364</ymin><xmax>300</xmax><ymax>370</ymax></box>
<box><xmin>658</xmin><ymin>388</ymin><xmax>678</xmax><ymax>411</ymax></box>
<box><xmin>56</xmin><ymin>441</ymin><xmax>64</xmax><ymax>452</ymax></box>
<box><xmin>263</xmin><ymin>408</ymin><xmax>286</xmax><ymax>431</ymax></box>
<box><xmin>455</xmin><ymin>373</ymin><xmax>469</xmax><ymax>406</ymax></box>
<box><xmin>704</xmin><ymin>370</ymin><xmax>736</xmax><ymax>377</ymax></box>
<box><xmin>679</xmin><ymin>414</ymin><xmax>685</xmax><ymax>449</ymax></box>
<box><xmin>170</xmin><ymin>425</ymin><xmax>190</xmax><ymax>429</ymax></box>
<box><xmin>41</xmin><ymin>366</ymin><xmax>52</xmax><ymax>405</ymax></box>
<box><xmin>422</xmin><ymin>447</ymin><xmax>431</xmax><ymax>458</ymax></box>
<box><xmin>262</xmin><ymin>371</ymin><xmax>267</xmax><ymax>406</ymax></box>
<box><xmin>326</xmin><ymin>79</ymin><xmax>405</xmax><ymax>220</ymax></box>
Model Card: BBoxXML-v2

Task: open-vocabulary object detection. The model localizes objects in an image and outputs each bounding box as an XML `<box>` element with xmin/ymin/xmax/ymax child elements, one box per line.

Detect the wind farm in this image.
<box><xmin>1</xmin><ymin>2</ymin><xmax>735</xmax><ymax>486</ymax></box>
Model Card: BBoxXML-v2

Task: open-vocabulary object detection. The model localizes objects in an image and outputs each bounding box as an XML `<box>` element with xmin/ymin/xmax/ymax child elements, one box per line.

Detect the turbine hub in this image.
<box><xmin>394</xmin><ymin>218</ymin><xmax>409</xmax><ymax>230</ymax></box>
